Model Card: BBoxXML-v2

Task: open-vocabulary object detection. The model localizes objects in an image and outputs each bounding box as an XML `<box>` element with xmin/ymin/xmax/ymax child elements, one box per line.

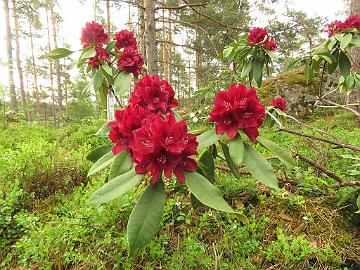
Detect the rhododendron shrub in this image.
<box><xmin>223</xmin><ymin>27</ymin><xmax>278</xmax><ymax>87</ymax></box>
<box><xmin>290</xmin><ymin>16</ymin><xmax>360</xmax><ymax>93</ymax></box>
<box><xmin>47</xmin><ymin>21</ymin><xmax>296</xmax><ymax>258</ymax></box>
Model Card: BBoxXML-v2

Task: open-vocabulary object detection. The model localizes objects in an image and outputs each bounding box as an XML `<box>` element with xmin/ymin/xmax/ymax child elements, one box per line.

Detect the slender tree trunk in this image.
<box><xmin>50</xmin><ymin>1</ymin><xmax>63</xmax><ymax>112</ymax></box>
<box><xmin>106</xmin><ymin>0</ymin><xmax>110</xmax><ymax>37</ymax></box>
<box><xmin>93</xmin><ymin>0</ymin><xmax>97</xmax><ymax>21</ymax></box>
<box><xmin>144</xmin><ymin>0</ymin><xmax>158</xmax><ymax>74</ymax></box>
<box><xmin>4</xmin><ymin>0</ymin><xmax>17</xmax><ymax>109</ymax></box>
<box><xmin>195</xmin><ymin>29</ymin><xmax>200</xmax><ymax>89</ymax></box>
<box><xmin>29</xmin><ymin>23</ymin><xmax>40</xmax><ymax>117</ymax></box>
<box><xmin>162</xmin><ymin>0</ymin><xmax>168</xmax><ymax>80</ymax></box>
<box><xmin>348</xmin><ymin>0</ymin><xmax>360</xmax><ymax>112</ymax></box>
<box><xmin>12</xmin><ymin>0</ymin><xmax>26</xmax><ymax>116</ymax></box>
<box><xmin>138</xmin><ymin>0</ymin><xmax>146</xmax><ymax>59</ymax></box>
<box><xmin>168</xmin><ymin>9</ymin><xmax>172</xmax><ymax>83</ymax></box>
<box><xmin>46</xmin><ymin>7</ymin><xmax>56</xmax><ymax>125</ymax></box>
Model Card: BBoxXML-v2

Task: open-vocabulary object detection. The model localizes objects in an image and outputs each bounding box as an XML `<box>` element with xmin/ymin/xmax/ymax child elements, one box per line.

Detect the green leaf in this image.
<box><xmin>304</xmin><ymin>60</ymin><xmax>313</xmax><ymax>83</ymax></box>
<box><xmin>87</xmin><ymin>151</ymin><xmax>115</xmax><ymax>177</ymax></box>
<box><xmin>357</xmin><ymin>194</ymin><xmax>360</xmax><ymax>213</ymax></box>
<box><xmin>47</xmin><ymin>48</ymin><xmax>73</xmax><ymax>60</ymax></box>
<box><xmin>114</xmin><ymin>72</ymin><xmax>132</xmax><ymax>96</ymax></box>
<box><xmin>221</xmin><ymin>143</ymin><xmax>240</xmax><ymax>179</ymax></box>
<box><xmin>127</xmin><ymin>180</ymin><xmax>165</xmax><ymax>257</ymax></box>
<box><xmin>90</xmin><ymin>168</ymin><xmax>144</xmax><ymax>204</ymax></box>
<box><xmin>105</xmin><ymin>40</ymin><xmax>117</xmax><ymax>51</ymax></box>
<box><xmin>198</xmin><ymin>149</ymin><xmax>215</xmax><ymax>182</ymax></box>
<box><xmin>241</xmin><ymin>61</ymin><xmax>253</xmax><ymax>78</ymax></box>
<box><xmin>185</xmin><ymin>171</ymin><xmax>234</xmax><ymax>213</ymax></box>
<box><xmin>256</xmin><ymin>136</ymin><xmax>295</xmax><ymax>168</ymax></box>
<box><xmin>345</xmin><ymin>74</ymin><xmax>355</xmax><ymax>89</ymax></box>
<box><xmin>95</xmin><ymin>122</ymin><xmax>111</xmax><ymax>137</ymax></box>
<box><xmin>79</xmin><ymin>47</ymin><xmax>96</xmax><ymax>61</ymax></box>
<box><xmin>340</xmin><ymin>33</ymin><xmax>353</xmax><ymax>50</ymax></box>
<box><xmin>243</xmin><ymin>142</ymin><xmax>279</xmax><ymax>189</ymax></box>
<box><xmin>264</xmin><ymin>49</ymin><xmax>278</xmax><ymax>61</ymax></box>
<box><xmin>109</xmin><ymin>151</ymin><xmax>133</xmax><ymax>179</ymax></box>
<box><xmin>253</xmin><ymin>57</ymin><xmax>263</xmax><ymax>87</ymax></box>
<box><xmin>100</xmin><ymin>64</ymin><xmax>114</xmax><ymax>84</ymax></box>
<box><xmin>197</xmin><ymin>128</ymin><xmax>222</xmax><ymax>150</ymax></box>
<box><xmin>229</xmin><ymin>134</ymin><xmax>244</xmax><ymax>165</ymax></box>
<box><xmin>99</xmin><ymin>85</ymin><xmax>108</xmax><ymax>107</ymax></box>
<box><xmin>351</xmin><ymin>38</ymin><xmax>360</xmax><ymax>47</ymax></box>
<box><xmin>339</xmin><ymin>51</ymin><xmax>351</xmax><ymax>77</ymax></box>
<box><xmin>86</xmin><ymin>145</ymin><xmax>113</xmax><ymax>163</ymax></box>
<box><xmin>93</xmin><ymin>70</ymin><xmax>104</xmax><ymax>91</ymax></box>
<box><xmin>223</xmin><ymin>46</ymin><xmax>234</xmax><ymax>58</ymax></box>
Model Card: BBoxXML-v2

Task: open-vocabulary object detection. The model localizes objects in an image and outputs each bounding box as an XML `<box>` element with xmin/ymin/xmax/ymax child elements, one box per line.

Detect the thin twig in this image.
<box><xmin>292</xmin><ymin>153</ymin><xmax>343</xmax><ymax>183</ymax></box>
<box><xmin>333</xmin><ymin>181</ymin><xmax>360</xmax><ymax>189</ymax></box>
<box><xmin>278</xmin><ymin>128</ymin><xmax>360</xmax><ymax>152</ymax></box>
<box><xmin>155</xmin><ymin>3</ymin><xmax>212</xmax><ymax>10</ymax></box>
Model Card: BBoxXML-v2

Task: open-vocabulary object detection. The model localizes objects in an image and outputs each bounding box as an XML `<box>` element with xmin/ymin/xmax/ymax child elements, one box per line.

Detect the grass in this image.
<box><xmin>0</xmin><ymin>110</ymin><xmax>359</xmax><ymax>269</ymax></box>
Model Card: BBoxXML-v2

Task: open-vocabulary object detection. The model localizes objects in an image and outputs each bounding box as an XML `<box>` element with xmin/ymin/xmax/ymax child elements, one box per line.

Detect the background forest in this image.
<box><xmin>1</xmin><ymin>0</ymin><xmax>360</xmax><ymax>269</ymax></box>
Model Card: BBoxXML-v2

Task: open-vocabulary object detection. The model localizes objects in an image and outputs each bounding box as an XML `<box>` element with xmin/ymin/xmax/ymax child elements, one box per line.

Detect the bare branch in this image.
<box><xmin>333</xmin><ymin>181</ymin><xmax>360</xmax><ymax>189</ymax></box>
<box><xmin>155</xmin><ymin>2</ymin><xmax>212</xmax><ymax>10</ymax></box>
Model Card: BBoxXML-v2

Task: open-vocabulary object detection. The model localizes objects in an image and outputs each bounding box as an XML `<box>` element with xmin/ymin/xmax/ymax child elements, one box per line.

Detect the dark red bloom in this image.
<box><xmin>80</xmin><ymin>21</ymin><xmax>109</xmax><ymax>48</ymax></box>
<box><xmin>88</xmin><ymin>47</ymin><xmax>110</xmax><ymax>68</ymax></box>
<box><xmin>247</xmin><ymin>27</ymin><xmax>268</xmax><ymax>45</ymax></box>
<box><xmin>326</xmin><ymin>16</ymin><xmax>360</xmax><ymax>37</ymax></box>
<box><xmin>108</xmin><ymin>105</ymin><xmax>152</xmax><ymax>155</ymax></box>
<box><xmin>132</xmin><ymin>113</ymin><xmax>198</xmax><ymax>186</ymax></box>
<box><xmin>210</xmin><ymin>84</ymin><xmax>265</xmax><ymax>142</ymax></box>
<box><xmin>269</xmin><ymin>97</ymin><xmax>287</xmax><ymax>112</ymax></box>
<box><xmin>129</xmin><ymin>74</ymin><xmax>178</xmax><ymax>113</ymax></box>
<box><xmin>114</xmin><ymin>29</ymin><xmax>137</xmax><ymax>50</ymax></box>
<box><xmin>263</xmin><ymin>38</ymin><xmax>277</xmax><ymax>51</ymax></box>
<box><xmin>117</xmin><ymin>48</ymin><xmax>144</xmax><ymax>77</ymax></box>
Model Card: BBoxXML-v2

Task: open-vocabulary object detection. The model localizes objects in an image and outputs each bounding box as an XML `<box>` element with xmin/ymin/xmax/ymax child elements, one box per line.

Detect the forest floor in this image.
<box><xmin>0</xmin><ymin>109</ymin><xmax>359</xmax><ymax>270</ymax></box>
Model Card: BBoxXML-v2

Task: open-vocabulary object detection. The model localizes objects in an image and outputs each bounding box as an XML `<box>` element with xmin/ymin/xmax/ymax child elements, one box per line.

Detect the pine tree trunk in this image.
<box><xmin>144</xmin><ymin>0</ymin><xmax>158</xmax><ymax>74</ymax></box>
<box><xmin>348</xmin><ymin>0</ymin><xmax>360</xmax><ymax>112</ymax></box>
<box><xmin>138</xmin><ymin>0</ymin><xmax>146</xmax><ymax>59</ymax></box>
<box><xmin>162</xmin><ymin>0</ymin><xmax>168</xmax><ymax>80</ymax></box>
<box><xmin>168</xmin><ymin>10</ymin><xmax>172</xmax><ymax>83</ymax></box>
<box><xmin>50</xmin><ymin>1</ymin><xmax>63</xmax><ymax>111</ymax></box>
<box><xmin>46</xmin><ymin>7</ymin><xmax>56</xmax><ymax>124</ymax></box>
<box><xmin>29</xmin><ymin>23</ymin><xmax>40</xmax><ymax>117</ymax></box>
<box><xmin>106</xmin><ymin>0</ymin><xmax>111</xmax><ymax>37</ymax></box>
<box><xmin>12</xmin><ymin>0</ymin><xmax>25</xmax><ymax>115</ymax></box>
<box><xmin>4</xmin><ymin>0</ymin><xmax>17</xmax><ymax>110</ymax></box>
<box><xmin>93</xmin><ymin>0</ymin><xmax>97</xmax><ymax>21</ymax></box>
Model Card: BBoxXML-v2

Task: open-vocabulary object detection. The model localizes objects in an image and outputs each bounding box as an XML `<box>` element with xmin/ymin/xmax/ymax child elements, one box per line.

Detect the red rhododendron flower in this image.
<box><xmin>270</xmin><ymin>97</ymin><xmax>287</xmax><ymax>112</ymax></box>
<box><xmin>129</xmin><ymin>74</ymin><xmax>178</xmax><ymax>113</ymax></box>
<box><xmin>263</xmin><ymin>38</ymin><xmax>277</xmax><ymax>51</ymax></box>
<box><xmin>114</xmin><ymin>29</ymin><xmax>137</xmax><ymax>50</ymax></box>
<box><xmin>80</xmin><ymin>21</ymin><xmax>109</xmax><ymax>48</ymax></box>
<box><xmin>117</xmin><ymin>48</ymin><xmax>144</xmax><ymax>77</ymax></box>
<box><xmin>326</xmin><ymin>16</ymin><xmax>360</xmax><ymax>37</ymax></box>
<box><xmin>210</xmin><ymin>84</ymin><xmax>265</xmax><ymax>142</ymax></box>
<box><xmin>247</xmin><ymin>27</ymin><xmax>268</xmax><ymax>45</ymax></box>
<box><xmin>108</xmin><ymin>104</ymin><xmax>152</xmax><ymax>154</ymax></box>
<box><xmin>132</xmin><ymin>113</ymin><xmax>198</xmax><ymax>186</ymax></box>
<box><xmin>88</xmin><ymin>47</ymin><xmax>110</xmax><ymax>68</ymax></box>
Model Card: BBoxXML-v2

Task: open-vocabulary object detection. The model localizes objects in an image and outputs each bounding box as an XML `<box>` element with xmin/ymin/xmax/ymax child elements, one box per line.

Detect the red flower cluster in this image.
<box><xmin>247</xmin><ymin>27</ymin><xmax>277</xmax><ymax>51</ymax></box>
<box><xmin>210</xmin><ymin>84</ymin><xmax>265</xmax><ymax>142</ymax></box>
<box><xmin>129</xmin><ymin>74</ymin><xmax>178</xmax><ymax>113</ymax></box>
<box><xmin>108</xmin><ymin>104</ymin><xmax>151</xmax><ymax>154</ymax></box>
<box><xmin>108</xmin><ymin>75</ymin><xmax>195</xmax><ymax>185</ymax></box>
<box><xmin>326</xmin><ymin>16</ymin><xmax>360</xmax><ymax>37</ymax></box>
<box><xmin>88</xmin><ymin>47</ymin><xmax>110</xmax><ymax>68</ymax></box>
<box><xmin>132</xmin><ymin>113</ymin><xmax>198</xmax><ymax>186</ymax></box>
<box><xmin>114</xmin><ymin>29</ymin><xmax>138</xmax><ymax>50</ymax></box>
<box><xmin>117</xmin><ymin>48</ymin><xmax>144</xmax><ymax>77</ymax></box>
<box><xmin>269</xmin><ymin>97</ymin><xmax>287</xmax><ymax>112</ymax></box>
<box><xmin>80</xmin><ymin>21</ymin><xmax>109</xmax><ymax>48</ymax></box>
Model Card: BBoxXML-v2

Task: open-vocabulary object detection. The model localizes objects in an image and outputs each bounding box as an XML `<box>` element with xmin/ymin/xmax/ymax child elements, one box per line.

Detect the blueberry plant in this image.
<box><xmin>47</xmin><ymin>21</ymin><xmax>297</xmax><ymax>257</ymax></box>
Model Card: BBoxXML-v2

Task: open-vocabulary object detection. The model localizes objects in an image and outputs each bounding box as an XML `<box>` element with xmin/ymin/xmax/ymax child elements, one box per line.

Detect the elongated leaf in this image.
<box><xmin>93</xmin><ymin>70</ymin><xmax>103</xmax><ymax>91</ymax></box>
<box><xmin>87</xmin><ymin>151</ymin><xmax>115</xmax><ymax>177</ymax></box>
<box><xmin>198</xmin><ymin>149</ymin><xmax>215</xmax><ymax>182</ymax></box>
<box><xmin>253</xmin><ymin>57</ymin><xmax>263</xmax><ymax>87</ymax></box>
<box><xmin>185</xmin><ymin>171</ymin><xmax>234</xmax><ymax>213</ymax></box>
<box><xmin>109</xmin><ymin>151</ymin><xmax>133</xmax><ymax>179</ymax></box>
<box><xmin>243</xmin><ymin>142</ymin><xmax>279</xmax><ymax>189</ymax></box>
<box><xmin>345</xmin><ymin>75</ymin><xmax>355</xmax><ymax>89</ymax></box>
<box><xmin>79</xmin><ymin>47</ymin><xmax>96</xmax><ymax>61</ymax></box>
<box><xmin>229</xmin><ymin>134</ymin><xmax>244</xmax><ymax>165</ymax></box>
<box><xmin>90</xmin><ymin>168</ymin><xmax>144</xmax><ymax>204</ymax></box>
<box><xmin>95</xmin><ymin>122</ymin><xmax>111</xmax><ymax>136</ymax></box>
<box><xmin>47</xmin><ymin>48</ymin><xmax>73</xmax><ymax>60</ymax></box>
<box><xmin>241</xmin><ymin>61</ymin><xmax>253</xmax><ymax>78</ymax></box>
<box><xmin>127</xmin><ymin>180</ymin><xmax>165</xmax><ymax>257</ymax></box>
<box><xmin>256</xmin><ymin>136</ymin><xmax>295</xmax><ymax>168</ymax></box>
<box><xmin>114</xmin><ymin>72</ymin><xmax>132</xmax><ymax>96</ymax></box>
<box><xmin>340</xmin><ymin>33</ymin><xmax>352</xmax><ymax>50</ymax></box>
<box><xmin>197</xmin><ymin>128</ymin><xmax>222</xmax><ymax>150</ymax></box>
<box><xmin>221</xmin><ymin>143</ymin><xmax>240</xmax><ymax>179</ymax></box>
<box><xmin>339</xmin><ymin>51</ymin><xmax>351</xmax><ymax>77</ymax></box>
<box><xmin>304</xmin><ymin>60</ymin><xmax>313</xmax><ymax>83</ymax></box>
<box><xmin>86</xmin><ymin>145</ymin><xmax>113</xmax><ymax>163</ymax></box>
